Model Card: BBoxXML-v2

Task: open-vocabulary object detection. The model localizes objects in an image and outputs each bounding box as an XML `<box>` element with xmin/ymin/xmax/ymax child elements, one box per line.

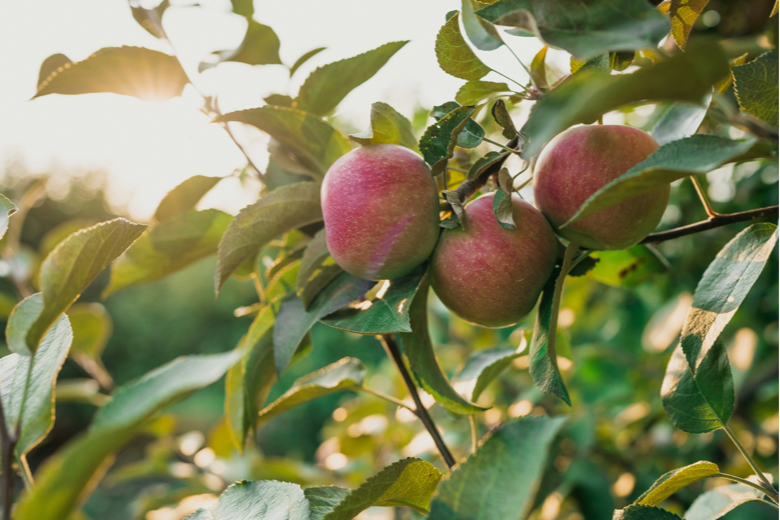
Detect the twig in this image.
<box><xmin>453</xmin><ymin>136</ymin><xmax>520</xmax><ymax>204</ymax></box>
<box><xmin>715</xmin><ymin>473</ymin><xmax>779</xmax><ymax>503</ymax></box>
<box><xmin>640</xmin><ymin>206</ymin><xmax>779</xmax><ymax>244</ymax></box>
<box><xmin>722</xmin><ymin>423</ymin><xmax>779</xmax><ymax>503</ymax></box>
<box><xmin>0</xmin><ymin>397</ymin><xmax>15</xmax><ymax>520</ymax></box>
<box><xmin>690</xmin><ymin>176</ymin><xmax>719</xmax><ymax>218</ymax></box>
<box><xmin>378</xmin><ymin>334</ymin><xmax>456</xmax><ymax>468</ymax></box>
<box><xmin>355</xmin><ymin>385</ymin><xmax>416</xmax><ymax>412</ymax></box>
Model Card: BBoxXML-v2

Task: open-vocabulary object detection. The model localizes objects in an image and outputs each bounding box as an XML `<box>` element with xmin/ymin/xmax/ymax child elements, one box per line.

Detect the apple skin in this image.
<box><xmin>321</xmin><ymin>144</ymin><xmax>440</xmax><ymax>281</ymax></box>
<box><xmin>430</xmin><ymin>193</ymin><xmax>559</xmax><ymax>328</ymax></box>
<box><xmin>533</xmin><ymin>125</ymin><xmax>669</xmax><ymax>251</ymax></box>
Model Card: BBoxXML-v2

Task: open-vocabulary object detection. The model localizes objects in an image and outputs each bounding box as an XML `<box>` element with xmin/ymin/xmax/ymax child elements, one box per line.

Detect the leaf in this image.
<box><xmin>215</xmin><ymin>182</ymin><xmax>322</xmax><ymax>294</ymax></box>
<box><xmin>290</xmin><ymin>47</ymin><xmax>326</xmax><ymax>77</ymax></box>
<box><xmin>610</xmin><ymin>50</ymin><xmax>635</xmax><ymax>72</ymax></box>
<box><xmin>68</xmin><ymin>303</ymin><xmax>114</xmax><ymax>390</ymax></box>
<box><xmin>444</xmin><ymin>191</ymin><xmax>466</xmax><ymax>230</ymax></box>
<box><xmin>492</xmin><ymin>168</ymin><xmax>516</xmax><ymax>229</ymax></box>
<box><xmin>670</xmin><ymin>0</ymin><xmax>710</xmax><ymax>49</ymax></box>
<box><xmin>224</xmin><ymin>20</ymin><xmax>282</xmax><ymax>66</ymax></box>
<box><xmin>305</xmin><ymin>487</ymin><xmax>350</xmax><ymax>520</ymax></box>
<box><xmin>215</xmin><ymin>106</ymin><xmax>352</xmax><ymax>177</ymax></box>
<box><xmin>105</xmin><ymin>210</ymin><xmax>230</xmax><ymax>297</ymax></box>
<box><xmin>320</xmin><ymin>267</ymin><xmax>426</xmax><ymax>334</ymax></box>
<box><xmin>452</xmin><ymin>347</ymin><xmax>522</xmax><ymax>401</ymax></box>
<box><xmin>455</xmin><ymin>81</ymin><xmax>511</xmax><ymax>105</ymax></box>
<box><xmin>435</xmin><ymin>13</ymin><xmax>492</xmax><ymax>80</ymax></box>
<box><xmin>257</xmin><ymin>358</ymin><xmax>366</xmax><ymax>426</ymax></box>
<box><xmin>571</xmin><ymin>54</ymin><xmax>610</xmax><ymax>74</ymax></box>
<box><xmin>318</xmin><ymin>458</ymin><xmax>442</xmax><ymax>518</ymax></box>
<box><xmin>462</xmin><ymin>0</ymin><xmax>504</xmax><ymax>51</ymax></box>
<box><xmin>400</xmin><ymin>277</ymin><xmax>485</xmax><ymax>415</ymax></box>
<box><xmin>529</xmin><ymin>267</ymin><xmax>571</xmax><ymax>406</ymax></box>
<box><xmin>274</xmin><ymin>273</ymin><xmax>374</xmax><ymax>375</ymax></box>
<box><xmin>684</xmin><ymin>483</ymin><xmax>767</xmax><ymax>520</ymax></box>
<box><xmin>296</xmin><ymin>41</ymin><xmax>409</xmax><ymax>116</ymax></box>
<box><xmin>520</xmin><ymin>42</ymin><xmax>730</xmax><ymax>158</ymax></box>
<box><xmin>636</xmin><ymin>461</ymin><xmax>720</xmax><ymax>506</ymax></box>
<box><xmin>773</xmin><ymin>0</ymin><xmax>779</xmax><ymax>16</ymax></box>
<box><xmin>33</xmin><ymin>46</ymin><xmax>189</xmax><ymax>101</ymax></box>
<box><xmin>350</xmin><ymin>102</ymin><xmax>419</xmax><ymax>152</ymax></box>
<box><xmin>230</xmin><ymin>0</ymin><xmax>254</xmax><ymax>17</ymax></box>
<box><xmin>587</xmin><ymin>245</ymin><xmax>668</xmax><ymax>288</ymax></box>
<box><xmin>732</xmin><ymin>50</ymin><xmax>779</xmax><ymax>127</ymax></box>
<box><xmin>26</xmin><ymin>218</ymin><xmax>145</xmax><ymax>352</ymax></box>
<box><xmin>491</xmin><ymin>99</ymin><xmax>517</xmax><ymax>139</ymax></box>
<box><xmin>562</xmin><ymin>136</ymin><xmax>771</xmax><ymax>226</ymax></box>
<box><xmin>186</xmin><ymin>480</ymin><xmax>310</xmax><ymax>520</ymax></box>
<box><xmin>420</xmin><ymin>105</ymin><xmax>477</xmax><ymax>175</ymax></box>
<box><xmin>476</xmin><ymin>0</ymin><xmax>669</xmax><ymax>61</ymax></box>
<box><xmin>0</xmin><ymin>300</ymin><xmax>72</xmax><ymax>460</ymax></box>
<box><xmin>154</xmin><ymin>176</ymin><xmax>223</xmax><ymax>223</ymax></box>
<box><xmin>296</xmin><ymin>229</ymin><xmax>344</xmax><ymax>309</ymax></box>
<box><xmin>615</xmin><ymin>505</ymin><xmax>683</xmax><ymax>520</ymax></box>
<box><xmin>467</xmin><ymin>150</ymin><xmax>508</xmax><ymax>180</ymax></box>
<box><xmin>429</xmin><ymin>416</ymin><xmax>567</xmax><ymax>519</ymax></box>
<box><xmin>264</xmin><ymin>94</ymin><xmax>294</xmax><ymax>107</ymax></box>
<box><xmin>650</xmin><ymin>94</ymin><xmax>712</xmax><ymax>146</ymax></box>
<box><xmin>529</xmin><ymin>45</ymin><xmax>548</xmax><ymax>90</ymax></box>
<box><xmin>14</xmin><ymin>349</ymin><xmax>241</xmax><ymax>520</ymax></box>
<box><xmin>129</xmin><ymin>0</ymin><xmax>169</xmax><ymax>39</ymax></box>
<box><xmin>431</xmin><ymin>102</ymin><xmax>485</xmax><ymax>149</ymax></box>
<box><xmin>37</xmin><ymin>54</ymin><xmax>73</xmax><ymax>88</ymax></box>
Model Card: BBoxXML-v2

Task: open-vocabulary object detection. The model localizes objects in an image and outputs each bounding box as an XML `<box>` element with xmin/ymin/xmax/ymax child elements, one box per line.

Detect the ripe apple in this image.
<box><xmin>321</xmin><ymin>144</ymin><xmax>440</xmax><ymax>281</ymax></box>
<box><xmin>430</xmin><ymin>193</ymin><xmax>559</xmax><ymax>328</ymax></box>
<box><xmin>533</xmin><ymin>125</ymin><xmax>668</xmax><ymax>250</ymax></box>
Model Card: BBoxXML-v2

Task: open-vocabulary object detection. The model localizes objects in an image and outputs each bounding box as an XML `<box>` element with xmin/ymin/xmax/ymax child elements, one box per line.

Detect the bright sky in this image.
<box><xmin>0</xmin><ymin>0</ymin><xmax>551</xmax><ymax>220</ymax></box>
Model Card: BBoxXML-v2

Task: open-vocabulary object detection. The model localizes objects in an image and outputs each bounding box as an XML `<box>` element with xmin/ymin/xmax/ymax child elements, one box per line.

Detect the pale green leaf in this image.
<box><xmin>0</xmin><ymin>193</ymin><xmax>17</xmax><ymax>242</ymax></box>
<box><xmin>587</xmin><ymin>245</ymin><xmax>668</xmax><ymax>288</ymax></box>
<box><xmin>733</xmin><ymin>50</ymin><xmax>779</xmax><ymax>127</ymax></box>
<box><xmin>455</xmin><ymin>81</ymin><xmax>510</xmax><ymax>105</ymax></box>
<box><xmin>452</xmin><ymin>347</ymin><xmax>521</xmax><ymax>401</ymax></box>
<box><xmin>186</xmin><ymin>480</ymin><xmax>310</xmax><ymax>520</ymax></box>
<box><xmin>230</xmin><ymin>0</ymin><xmax>253</xmax><ymax>17</ymax></box>
<box><xmin>462</xmin><ymin>0</ymin><xmax>504</xmax><ymax>51</ymax></box>
<box><xmin>290</xmin><ymin>47</ymin><xmax>326</xmax><ymax>77</ymax></box>
<box><xmin>651</xmin><ymin>94</ymin><xmax>712</xmax><ymax>146</ymax></box>
<box><xmin>684</xmin><ymin>483</ymin><xmax>767</xmax><ymax>520</ymax></box>
<box><xmin>670</xmin><ymin>0</ymin><xmax>710</xmax><ymax>49</ymax></box>
<box><xmin>305</xmin><ymin>487</ymin><xmax>350</xmax><ymax>520</ymax></box>
<box><xmin>636</xmin><ymin>461</ymin><xmax>720</xmax><ymax>506</ymax></box>
<box><xmin>350</xmin><ymin>102</ymin><xmax>419</xmax><ymax>152</ymax></box>
<box><xmin>224</xmin><ymin>20</ymin><xmax>282</xmax><ymax>66</ymax></box>
<box><xmin>154</xmin><ymin>175</ymin><xmax>223</xmax><ymax>223</ymax></box>
<box><xmin>529</xmin><ymin>45</ymin><xmax>548</xmax><ymax>90</ymax></box>
<box><xmin>68</xmin><ymin>302</ymin><xmax>114</xmax><ymax>390</ymax></box>
<box><xmin>435</xmin><ymin>13</ymin><xmax>492</xmax><ymax>80</ymax></box>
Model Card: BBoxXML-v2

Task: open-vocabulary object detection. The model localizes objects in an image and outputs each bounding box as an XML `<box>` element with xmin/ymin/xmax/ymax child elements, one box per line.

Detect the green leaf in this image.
<box><xmin>317</xmin><ymin>458</ymin><xmax>442</xmax><ymax>518</ymax></box>
<box><xmin>492</xmin><ymin>168</ymin><xmax>516</xmax><ymax>229</ymax></box>
<box><xmin>587</xmin><ymin>245</ymin><xmax>668</xmax><ymax>288</ymax></box>
<box><xmin>684</xmin><ymin>483</ymin><xmax>767</xmax><ymax>520</ymax></box>
<box><xmin>562</xmin><ymin>136</ymin><xmax>770</xmax><ymax>227</ymax></box>
<box><xmin>610</xmin><ymin>50</ymin><xmax>635</xmax><ymax>72</ymax></box>
<box><xmin>33</xmin><ymin>46</ymin><xmax>189</xmax><ymax>101</ymax></box>
<box><xmin>296</xmin><ymin>229</ymin><xmax>343</xmax><ymax>309</ymax></box>
<box><xmin>14</xmin><ymin>349</ymin><xmax>241</xmax><ymax>520</ymax></box>
<box><xmin>455</xmin><ymin>81</ymin><xmax>511</xmax><ymax>105</ymax></box>
<box><xmin>476</xmin><ymin>0</ymin><xmax>669</xmax><ymax>61</ymax></box>
<box><xmin>68</xmin><ymin>303</ymin><xmax>114</xmax><ymax>390</ymax></box>
<box><xmin>320</xmin><ymin>267</ymin><xmax>426</xmax><ymax>334</ymax></box>
<box><xmin>224</xmin><ymin>20</ymin><xmax>282</xmax><ymax>66</ymax></box>
<box><xmin>186</xmin><ymin>480</ymin><xmax>310</xmax><ymax>520</ymax></box>
<box><xmin>650</xmin><ymin>94</ymin><xmax>712</xmax><ymax>146</ymax></box>
<box><xmin>264</xmin><ymin>94</ymin><xmax>294</xmax><ymax>107</ymax></box>
<box><xmin>520</xmin><ymin>43</ymin><xmax>730</xmax><ymax>158</ymax></box>
<box><xmin>1</xmin><ymin>299</ymin><xmax>71</xmax><ymax>460</ymax></box>
<box><xmin>529</xmin><ymin>45</ymin><xmax>549</xmax><ymax>90</ymax></box>
<box><xmin>350</xmin><ymin>102</ymin><xmax>419</xmax><ymax>152</ymax></box>
<box><xmin>614</xmin><ymin>505</ymin><xmax>683</xmax><ymax>520</ymax></box>
<box><xmin>733</xmin><ymin>50</ymin><xmax>779</xmax><ymax>127</ymax></box>
<box><xmin>257</xmin><ymin>358</ymin><xmax>365</xmax><ymax>426</ymax></box>
<box><xmin>154</xmin><ymin>175</ymin><xmax>223</xmax><ymax>223</ymax></box>
<box><xmin>491</xmin><ymin>99</ymin><xmax>517</xmax><ymax>139</ymax></box>
<box><xmin>571</xmin><ymin>54</ymin><xmax>610</xmax><ymax>74</ymax></box>
<box><xmin>274</xmin><ymin>273</ymin><xmax>374</xmax><ymax>375</ymax></box>
<box><xmin>37</xmin><ymin>54</ymin><xmax>73</xmax><ymax>89</ymax></box>
<box><xmin>670</xmin><ymin>0</ymin><xmax>711</xmax><ymax>49</ymax></box>
<box><xmin>461</xmin><ymin>0</ymin><xmax>503</xmax><ymax>51</ymax></box>
<box><xmin>305</xmin><ymin>487</ymin><xmax>350</xmax><ymax>520</ymax></box>
<box><xmin>529</xmin><ymin>267</ymin><xmax>571</xmax><ymax>406</ymax></box>
<box><xmin>290</xmin><ymin>47</ymin><xmax>326</xmax><ymax>77</ymax></box>
<box><xmin>400</xmin><ymin>276</ymin><xmax>485</xmax><ymax>415</ymax></box>
<box><xmin>429</xmin><ymin>415</ymin><xmax>567</xmax><ymax>519</ymax></box>
<box><xmin>435</xmin><ymin>13</ymin><xmax>492</xmax><ymax>80</ymax></box>
<box><xmin>452</xmin><ymin>347</ymin><xmax>522</xmax><ymax>401</ymax></box>
<box><xmin>105</xmin><ymin>210</ymin><xmax>230</xmax><ymax>297</ymax></box>
<box><xmin>431</xmin><ymin>102</ymin><xmax>485</xmax><ymax>149</ymax></box>
<box><xmin>420</xmin><ymin>105</ymin><xmax>477</xmax><ymax>175</ymax></box>
<box><xmin>215</xmin><ymin>182</ymin><xmax>322</xmax><ymax>294</ymax></box>
<box><xmin>636</xmin><ymin>461</ymin><xmax>720</xmax><ymax>506</ymax></box>
<box><xmin>129</xmin><ymin>0</ymin><xmax>170</xmax><ymax>39</ymax></box>
<box><xmin>230</xmin><ymin>0</ymin><xmax>254</xmax><ymax>17</ymax></box>
<box><xmin>296</xmin><ymin>41</ymin><xmax>409</xmax><ymax>116</ymax></box>
<box><xmin>467</xmin><ymin>150</ymin><xmax>508</xmax><ymax>180</ymax></box>
<box><xmin>26</xmin><ymin>218</ymin><xmax>146</xmax><ymax>352</ymax></box>
<box><xmin>215</xmin><ymin>106</ymin><xmax>352</xmax><ymax>177</ymax></box>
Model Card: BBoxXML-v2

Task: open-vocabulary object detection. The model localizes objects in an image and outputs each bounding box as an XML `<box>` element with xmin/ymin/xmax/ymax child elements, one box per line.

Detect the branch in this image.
<box><xmin>453</xmin><ymin>136</ymin><xmax>520</xmax><ymax>204</ymax></box>
<box><xmin>641</xmin><ymin>206</ymin><xmax>779</xmax><ymax>244</ymax></box>
<box><xmin>378</xmin><ymin>334</ymin><xmax>456</xmax><ymax>468</ymax></box>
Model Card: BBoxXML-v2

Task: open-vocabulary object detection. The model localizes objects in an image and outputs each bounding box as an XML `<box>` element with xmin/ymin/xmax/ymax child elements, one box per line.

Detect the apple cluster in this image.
<box><xmin>320</xmin><ymin>125</ymin><xmax>669</xmax><ymax>328</ymax></box>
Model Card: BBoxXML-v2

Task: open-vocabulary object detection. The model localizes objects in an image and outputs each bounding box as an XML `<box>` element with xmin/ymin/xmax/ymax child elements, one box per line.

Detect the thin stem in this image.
<box><xmin>482</xmin><ymin>137</ymin><xmax>519</xmax><ymax>154</ymax></box>
<box><xmin>468</xmin><ymin>415</ymin><xmax>479</xmax><ymax>453</ymax></box>
<box><xmin>504</xmin><ymin>44</ymin><xmax>532</xmax><ymax>78</ymax></box>
<box><xmin>19</xmin><ymin>456</ymin><xmax>33</xmax><ymax>490</ymax></box>
<box><xmin>219</xmin><ymin>121</ymin><xmax>265</xmax><ymax>181</ymax></box>
<box><xmin>690</xmin><ymin>176</ymin><xmax>719</xmax><ymax>218</ymax></box>
<box><xmin>447</xmin><ymin>167</ymin><xmax>468</xmax><ymax>174</ymax></box>
<box><xmin>491</xmin><ymin>69</ymin><xmax>528</xmax><ymax>91</ymax></box>
<box><xmin>378</xmin><ymin>334</ymin><xmax>456</xmax><ymax>468</ymax></box>
<box><xmin>640</xmin><ymin>206</ymin><xmax>779</xmax><ymax>244</ymax></box>
<box><xmin>0</xmin><ymin>396</ymin><xmax>15</xmax><ymax>520</ymax></box>
<box><xmin>722</xmin><ymin>423</ymin><xmax>778</xmax><ymax>502</ymax></box>
<box><xmin>715</xmin><ymin>473</ymin><xmax>778</xmax><ymax>502</ymax></box>
<box><xmin>356</xmin><ymin>385</ymin><xmax>416</xmax><ymax>412</ymax></box>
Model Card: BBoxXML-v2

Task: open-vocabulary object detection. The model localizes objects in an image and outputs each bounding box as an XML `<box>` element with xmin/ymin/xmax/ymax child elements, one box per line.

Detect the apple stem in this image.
<box><xmin>641</xmin><ymin>205</ymin><xmax>778</xmax><ymax>244</ymax></box>
<box><xmin>690</xmin><ymin>175</ymin><xmax>720</xmax><ymax>218</ymax></box>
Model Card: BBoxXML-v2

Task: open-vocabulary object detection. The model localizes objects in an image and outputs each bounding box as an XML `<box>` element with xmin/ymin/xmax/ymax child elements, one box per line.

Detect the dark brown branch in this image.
<box><xmin>641</xmin><ymin>206</ymin><xmax>779</xmax><ymax>244</ymax></box>
<box><xmin>453</xmin><ymin>136</ymin><xmax>520</xmax><ymax>204</ymax></box>
<box><xmin>0</xmin><ymin>397</ymin><xmax>15</xmax><ymax>520</ymax></box>
<box><xmin>378</xmin><ymin>334</ymin><xmax>456</xmax><ymax>468</ymax></box>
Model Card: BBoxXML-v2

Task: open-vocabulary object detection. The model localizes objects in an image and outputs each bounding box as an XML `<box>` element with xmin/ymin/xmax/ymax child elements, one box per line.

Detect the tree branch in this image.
<box><xmin>453</xmin><ymin>136</ymin><xmax>520</xmax><ymax>204</ymax></box>
<box><xmin>640</xmin><ymin>206</ymin><xmax>779</xmax><ymax>244</ymax></box>
<box><xmin>378</xmin><ymin>334</ymin><xmax>456</xmax><ymax>468</ymax></box>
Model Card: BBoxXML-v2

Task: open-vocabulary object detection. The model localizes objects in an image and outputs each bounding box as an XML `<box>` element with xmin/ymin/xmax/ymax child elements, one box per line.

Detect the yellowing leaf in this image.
<box><xmin>670</xmin><ymin>0</ymin><xmax>711</xmax><ymax>49</ymax></box>
<box><xmin>435</xmin><ymin>13</ymin><xmax>492</xmax><ymax>80</ymax></box>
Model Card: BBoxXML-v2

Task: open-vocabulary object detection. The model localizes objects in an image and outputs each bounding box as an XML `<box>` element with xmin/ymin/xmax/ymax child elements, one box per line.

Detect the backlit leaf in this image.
<box><xmin>435</xmin><ymin>13</ymin><xmax>492</xmax><ymax>80</ymax></box>
<box><xmin>37</xmin><ymin>54</ymin><xmax>73</xmax><ymax>89</ymax></box>
<box><xmin>587</xmin><ymin>245</ymin><xmax>668</xmax><ymax>288</ymax></box>
<box><xmin>290</xmin><ymin>47</ymin><xmax>326</xmax><ymax>77</ymax></box>
<box><xmin>68</xmin><ymin>303</ymin><xmax>114</xmax><ymax>390</ymax></box>
<box><xmin>636</xmin><ymin>461</ymin><xmax>719</xmax><ymax>506</ymax></box>
<box><xmin>455</xmin><ymin>81</ymin><xmax>511</xmax><ymax>105</ymax></box>
<box><xmin>129</xmin><ymin>0</ymin><xmax>169</xmax><ymax>39</ymax></box>
<box><xmin>224</xmin><ymin>20</ymin><xmax>282</xmax><ymax>66</ymax></box>
<box><xmin>429</xmin><ymin>416</ymin><xmax>567</xmax><ymax>519</ymax></box>
<box><xmin>420</xmin><ymin>105</ymin><xmax>477</xmax><ymax>175</ymax></box>
<box><xmin>732</xmin><ymin>50</ymin><xmax>779</xmax><ymax>127</ymax></box>
<box><xmin>614</xmin><ymin>505</ymin><xmax>683</xmax><ymax>520</ymax></box>
<box><xmin>350</xmin><ymin>102</ymin><xmax>419</xmax><ymax>152</ymax></box>
<box><xmin>452</xmin><ymin>347</ymin><xmax>521</xmax><ymax>401</ymax></box>
<box><xmin>650</xmin><ymin>93</ymin><xmax>711</xmax><ymax>146</ymax></box>
<box><xmin>230</xmin><ymin>0</ymin><xmax>254</xmax><ymax>17</ymax></box>
<box><xmin>0</xmin><ymin>194</ymin><xmax>17</xmax><ymax>242</ymax></box>
<box><xmin>154</xmin><ymin>176</ymin><xmax>223</xmax><ymax>223</ymax></box>
<box><xmin>670</xmin><ymin>0</ymin><xmax>710</xmax><ymax>49</ymax></box>
<box><xmin>684</xmin><ymin>483</ymin><xmax>767</xmax><ymax>520</ymax></box>
<box><xmin>305</xmin><ymin>487</ymin><xmax>350</xmax><ymax>520</ymax></box>
<box><xmin>296</xmin><ymin>41</ymin><xmax>408</xmax><ymax>116</ymax></box>
<box><xmin>186</xmin><ymin>480</ymin><xmax>310</xmax><ymax>520</ymax></box>
<box><xmin>33</xmin><ymin>46</ymin><xmax>189</xmax><ymax>101</ymax></box>
<box><xmin>296</xmin><ymin>229</ymin><xmax>343</xmax><ymax>309</ymax></box>
<box><xmin>529</xmin><ymin>45</ymin><xmax>548</xmax><ymax>90</ymax></box>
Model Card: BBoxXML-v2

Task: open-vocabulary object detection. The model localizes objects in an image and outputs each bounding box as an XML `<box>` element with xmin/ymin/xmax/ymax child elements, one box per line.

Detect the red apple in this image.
<box><xmin>430</xmin><ymin>193</ymin><xmax>558</xmax><ymax>328</ymax></box>
<box><xmin>321</xmin><ymin>144</ymin><xmax>440</xmax><ymax>281</ymax></box>
<box><xmin>533</xmin><ymin>125</ymin><xmax>668</xmax><ymax>250</ymax></box>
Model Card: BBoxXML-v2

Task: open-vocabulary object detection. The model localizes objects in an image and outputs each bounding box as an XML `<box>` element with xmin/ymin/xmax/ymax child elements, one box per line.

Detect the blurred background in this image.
<box><xmin>0</xmin><ymin>0</ymin><xmax>777</xmax><ymax>519</ymax></box>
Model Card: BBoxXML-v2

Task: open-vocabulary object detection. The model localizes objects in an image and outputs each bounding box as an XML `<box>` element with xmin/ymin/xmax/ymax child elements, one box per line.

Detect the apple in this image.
<box><xmin>533</xmin><ymin>125</ymin><xmax>668</xmax><ymax>250</ymax></box>
<box><xmin>321</xmin><ymin>144</ymin><xmax>440</xmax><ymax>281</ymax></box>
<box><xmin>430</xmin><ymin>193</ymin><xmax>559</xmax><ymax>328</ymax></box>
